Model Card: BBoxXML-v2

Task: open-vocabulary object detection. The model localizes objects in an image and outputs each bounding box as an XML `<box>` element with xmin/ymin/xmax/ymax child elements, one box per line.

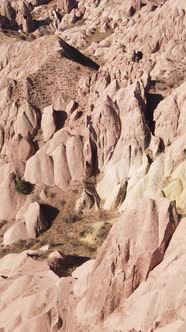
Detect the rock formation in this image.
<box><xmin>19</xmin><ymin>0</ymin><xmax>35</xmax><ymax>33</ymax></box>
<box><xmin>0</xmin><ymin>0</ymin><xmax>186</xmax><ymax>331</ymax></box>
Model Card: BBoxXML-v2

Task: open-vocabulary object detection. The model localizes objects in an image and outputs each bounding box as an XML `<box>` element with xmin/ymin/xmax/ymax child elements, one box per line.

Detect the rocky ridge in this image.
<box><xmin>0</xmin><ymin>0</ymin><xmax>186</xmax><ymax>331</ymax></box>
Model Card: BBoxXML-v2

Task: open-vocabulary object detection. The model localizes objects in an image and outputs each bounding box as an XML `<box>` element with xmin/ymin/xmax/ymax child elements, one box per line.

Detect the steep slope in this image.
<box><xmin>0</xmin><ymin>0</ymin><xmax>186</xmax><ymax>331</ymax></box>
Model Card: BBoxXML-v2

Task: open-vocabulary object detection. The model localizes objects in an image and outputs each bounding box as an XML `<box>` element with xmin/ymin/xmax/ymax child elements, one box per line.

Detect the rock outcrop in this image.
<box><xmin>0</xmin><ymin>198</ymin><xmax>181</xmax><ymax>331</ymax></box>
<box><xmin>0</xmin><ymin>251</ymin><xmax>60</xmax><ymax>331</ymax></box>
<box><xmin>3</xmin><ymin>201</ymin><xmax>56</xmax><ymax>245</ymax></box>
<box><xmin>0</xmin><ymin>0</ymin><xmax>186</xmax><ymax>331</ymax></box>
<box><xmin>75</xmin><ymin>198</ymin><xmax>179</xmax><ymax>325</ymax></box>
<box><xmin>58</xmin><ymin>38</ymin><xmax>100</xmax><ymax>70</ymax></box>
<box><xmin>64</xmin><ymin>0</ymin><xmax>78</xmax><ymax>13</ymax></box>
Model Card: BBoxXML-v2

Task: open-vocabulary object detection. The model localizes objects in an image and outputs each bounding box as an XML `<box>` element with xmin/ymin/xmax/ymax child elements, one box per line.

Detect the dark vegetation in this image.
<box><xmin>15</xmin><ymin>179</ymin><xmax>34</xmax><ymax>195</ymax></box>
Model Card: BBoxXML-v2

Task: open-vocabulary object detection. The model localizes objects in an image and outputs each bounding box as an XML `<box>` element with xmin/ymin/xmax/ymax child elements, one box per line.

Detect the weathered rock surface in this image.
<box><xmin>3</xmin><ymin>201</ymin><xmax>54</xmax><ymax>245</ymax></box>
<box><xmin>0</xmin><ymin>174</ymin><xmax>18</xmax><ymax>220</ymax></box>
<box><xmin>0</xmin><ymin>198</ymin><xmax>182</xmax><ymax>332</ymax></box>
<box><xmin>24</xmin><ymin>151</ymin><xmax>54</xmax><ymax>185</ymax></box>
<box><xmin>0</xmin><ymin>0</ymin><xmax>186</xmax><ymax>331</ymax></box>
<box><xmin>41</xmin><ymin>105</ymin><xmax>56</xmax><ymax>142</ymax></box>
<box><xmin>104</xmin><ymin>216</ymin><xmax>186</xmax><ymax>332</ymax></box>
<box><xmin>0</xmin><ymin>251</ymin><xmax>59</xmax><ymax>332</ymax></box>
<box><xmin>75</xmin><ymin>198</ymin><xmax>179</xmax><ymax>325</ymax></box>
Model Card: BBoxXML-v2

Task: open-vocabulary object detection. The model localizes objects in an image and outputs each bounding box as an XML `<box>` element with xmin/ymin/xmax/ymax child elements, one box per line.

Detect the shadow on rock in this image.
<box><xmin>49</xmin><ymin>254</ymin><xmax>91</xmax><ymax>277</ymax></box>
<box><xmin>59</xmin><ymin>38</ymin><xmax>100</xmax><ymax>70</ymax></box>
<box><xmin>40</xmin><ymin>204</ymin><xmax>59</xmax><ymax>230</ymax></box>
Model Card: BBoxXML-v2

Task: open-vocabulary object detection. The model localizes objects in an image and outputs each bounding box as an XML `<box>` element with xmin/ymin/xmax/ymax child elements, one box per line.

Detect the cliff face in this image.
<box><xmin>0</xmin><ymin>0</ymin><xmax>186</xmax><ymax>331</ymax></box>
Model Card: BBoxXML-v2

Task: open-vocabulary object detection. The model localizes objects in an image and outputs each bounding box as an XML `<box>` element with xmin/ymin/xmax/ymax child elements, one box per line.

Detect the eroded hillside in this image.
<box><xmin>0</xmin><ymin>0</ymin><xmax>186</xmax><ymax>331</ymax></box>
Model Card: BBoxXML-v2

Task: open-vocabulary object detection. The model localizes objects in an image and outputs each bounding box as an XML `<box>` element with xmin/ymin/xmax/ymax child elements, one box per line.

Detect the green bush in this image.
<box><xmin>15</xmin><ymin>179</ymin><xmax>34</xmax><ymax>195</ymax></box>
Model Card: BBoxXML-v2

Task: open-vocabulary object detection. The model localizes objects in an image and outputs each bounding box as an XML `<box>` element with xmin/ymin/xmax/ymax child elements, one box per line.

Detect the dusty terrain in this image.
<box><xmin>0</xmin><ymin>0</ymin><xmax>186</xmax><ymax>331</ymax></box>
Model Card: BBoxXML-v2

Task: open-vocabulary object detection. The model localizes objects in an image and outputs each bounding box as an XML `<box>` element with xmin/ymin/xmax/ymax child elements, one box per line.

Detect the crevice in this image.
<box><xmin>54</xmin><ymin>111</ymin><xmax>67</xmax><ymax>131</ymax></box>
<box><xmin>145</xmin><ymin>92</ymin><xmax>163</xmax><ymax>134</ymax></box>
<box><xmin>90</xmin><ymin>139</ymin><xmax>99</xmax><ymax>176</ymax></box>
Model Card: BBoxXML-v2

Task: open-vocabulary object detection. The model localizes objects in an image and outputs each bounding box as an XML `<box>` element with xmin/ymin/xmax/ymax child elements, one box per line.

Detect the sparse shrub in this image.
<box><xmin>60</xmin><ymin>199</ymin><xmax>66</xmax><ymax>207</ymax></box>
<box><xmin>15</xmin><ymin>179</ymin><xmax>34</xmax><ymax>195</ymax></box>
<box><xmin>63</xmin><ymin>214</ymin><xmax>81</xmax><ymax>224</ymax></box>
<box><xmin>79</xmin><ymin>230</ymin><xmax>86</xmax><ymax>237</ymax></box>
<box><xmin>50</xmin><ymin>192</ymin><xmax>56</xmax><ymax>199</ymax></box>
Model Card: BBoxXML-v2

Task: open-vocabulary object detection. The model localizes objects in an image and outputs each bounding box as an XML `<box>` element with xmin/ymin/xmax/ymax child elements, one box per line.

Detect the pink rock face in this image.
<box><xmin>65</xmin><ymin>100</ymin><xmax>78</xmax><ymax>115</ymax></box>
<box><xmin>128</xmin><ymin>0</ymin><xmax>167</xmax><ymax>16</ymax></box>
<box><xmin>0</xmin><ymin>173</ymin><xmax>18</xmax><ymax>220</ymax></box>
<box><xmin>24</xmin><ymin>150</ymin><xmax>54</xmax><ymax>186</ymax></box>
<box><xmin>76</xmin><ymin>198</ymin><xmax>179</xmax><ymax>323</ymax></box>
<box><xmin>113</xmin><ymin>81</ymin><xmax>150</xmax><ymax>150</ymax></box>
<box><xmin>24</xmin><ymin>201</ymin><xmax>48</xmax><ymax>238</ymax></box>
<box><xmin>131</xmin><ymin>0</ymin><xmax>142</xmax><ymax>12</ymax></box>
<box><xmin>104</xmin><ymin>217</ymin><xmax>186</xmax><ymax>332</ymax></box>
<box><xmin>14</xmin><ymin>102</ymin><xmax>40</xmax><ymax>140</ymax></box>
<box><xmin>24</xmin><ymin>128</ymin><xmax>93</xmax><ymax>187</ymax></box>
<box><xmin>90</xmin><ymin>95</ymin><xmax>121</xmax><ymax>170</ymax></box>
<box><xmin>3</xmin><ymin>221</ymin><xmax>28</xmax><ymax>245</ymax></box>
<box><xmin>0</xmin><ymin>199</ymin><xmax>182</xmax><ymax>332</ymax></box>
<box><xmin>19</xmin><ymin>1</ymin><xmax>35</xmax><ymax>33</ymax></box>
<box><xmin>154</xmin><ymin>82</ymin><xmax>186</xmax><ymax>146</ymax></box>
<box><xmin>0</xmin><ymin>252</ymin><xmax>59</xmax><ymax>332</ymax></box>
<box><xmin>0</xmin><ymin>0</ymin><xmax>186</xmax><ymax>330</ymax></box>
<box><xmin>7</xmin><ymin>135</ymin><xmax>35</xmax><ymax>163</ymax></box>
<box><xmin>3</xmin><ymin>201</ymin><xmax>52</xmax><ymax>245</ymax></box>
<box><xmin>41</xmin><ymin>105</ymin><xmax>56</xmax><ymax>142</ymax></box>
<box><xmin>66</xmin><ymin>135</ymin><xmax>86</xmax><ymax>180</ymax></box>
<box><xmin>52</xmin><ymin>143</ymin><xmax>71</xmax><ymax>191</ymax></box>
